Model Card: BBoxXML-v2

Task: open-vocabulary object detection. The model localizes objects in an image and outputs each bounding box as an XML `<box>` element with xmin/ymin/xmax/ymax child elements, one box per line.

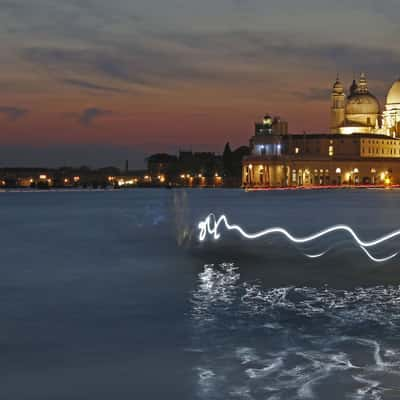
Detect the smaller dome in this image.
<box><xmin>387</xmin><ymin>80</ymin><xmax>400</xmax><ymax>105</ymax></box>
<box><xmin>333</xmin><ymin>82</ymin><xmax>343</xmax><ymax>94</ymax></box>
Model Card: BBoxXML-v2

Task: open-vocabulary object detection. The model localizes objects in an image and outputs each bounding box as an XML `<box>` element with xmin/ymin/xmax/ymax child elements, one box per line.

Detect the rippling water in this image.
<box><xmin>2</xmin><ymin>189</ymin><xmax>400</xmax><ymax>399</ymax></box>
<box><xmin>191</xmin><ymin>263</ymin><xmax>400</xmax><ymax>399</ymax></box>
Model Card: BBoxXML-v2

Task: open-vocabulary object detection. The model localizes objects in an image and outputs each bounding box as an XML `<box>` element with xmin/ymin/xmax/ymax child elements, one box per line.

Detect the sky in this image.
<box><xmin>1</xmin><ymin>0</ymin><xmax>400</xmax><ymax>168</ymax></box>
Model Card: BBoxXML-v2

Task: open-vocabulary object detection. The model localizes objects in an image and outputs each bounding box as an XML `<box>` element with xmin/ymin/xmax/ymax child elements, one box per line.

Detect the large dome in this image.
<box><xmin>386</xmin><ymin>80</ymin><xmax>400</xmax><ymax>105</ymax></box>
<box><xmin>345</xmin><ymin>92</ymin><xmax>380</xmax><ymax>115</ymax></box>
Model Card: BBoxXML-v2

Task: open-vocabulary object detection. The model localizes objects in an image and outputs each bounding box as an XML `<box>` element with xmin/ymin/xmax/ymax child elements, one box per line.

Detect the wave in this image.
<box><xmin>190</xmin><ymin>263</ymin><xmax>400</xmax><ymax>399</ymax></box>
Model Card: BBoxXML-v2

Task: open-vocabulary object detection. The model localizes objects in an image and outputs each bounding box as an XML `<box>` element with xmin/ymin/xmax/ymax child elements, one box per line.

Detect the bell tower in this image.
<box><xmin>330</xmin><ymin>75</ymin><xmax>345</xmax><ymax>133</ymax></box>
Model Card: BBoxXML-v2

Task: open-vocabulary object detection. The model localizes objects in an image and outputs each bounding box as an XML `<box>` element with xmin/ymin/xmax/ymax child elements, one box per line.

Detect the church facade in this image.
<box><xmin>242</xmin><ymin>75</ymin><xmax>400</xmax><ymax>187</ymax></box>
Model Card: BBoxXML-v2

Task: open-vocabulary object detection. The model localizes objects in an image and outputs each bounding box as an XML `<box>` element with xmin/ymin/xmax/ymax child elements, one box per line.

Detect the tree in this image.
<box><xmin>222</xmin><ymin>142</ymin><xmax>233</xmax><ymax>177</ymax></box>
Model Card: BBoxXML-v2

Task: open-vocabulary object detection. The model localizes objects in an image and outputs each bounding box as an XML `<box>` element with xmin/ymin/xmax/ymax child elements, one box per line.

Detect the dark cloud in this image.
<box><xmin>0</xmin><ymin>0</ymin><xmax>142</xmax><ymax>41</ymax></box>
<box><xmin>293</xmin><ymin>87</ymin><xmax>330</xmax><ymax>101</ymax></box>
<box><xmin>0</xmin><ymin>106</ymin><xmax>28</xmax><ymax>121</ymax></box>
<box><xmin>22</xmin><ymin>44</ymin><xmax>219</xmax><ymax>89</ymax></box>
<box><xmin>163</xmin><ymin>29</ymin><xmax>400</xmax><ymax>77</ymax></box>
<box><xmin>62</xmin><ymin>78</ymin><xmax>127</xmax><ymax>93</ymax></box>
<box><xmin>23</xmin><ymin>26</ymin><xmax>400</xmax><ymax>96</ymax></box>
<box><xmin>79</xmin><ymin>108</ymin><xmax>112</xmax><ymax>126</ymax></box>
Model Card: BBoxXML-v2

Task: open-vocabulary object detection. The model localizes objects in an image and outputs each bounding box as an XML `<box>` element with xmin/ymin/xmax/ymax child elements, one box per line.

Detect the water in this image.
<box><xmin>1</xmin><ymin>189</ymin><xmax>400</xmax><ymax>399</ymax></box>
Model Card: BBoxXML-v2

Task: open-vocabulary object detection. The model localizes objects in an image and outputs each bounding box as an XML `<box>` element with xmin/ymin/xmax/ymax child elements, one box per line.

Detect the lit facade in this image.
<box><xmin>331</xmin><ymin>73</ymin><xmax>400</xmax><ymax>136</ymax></box>
<box><xmin>242</xmin><ymin>76</ymin><xmax>400</xmax><ymax>188</ymax></box>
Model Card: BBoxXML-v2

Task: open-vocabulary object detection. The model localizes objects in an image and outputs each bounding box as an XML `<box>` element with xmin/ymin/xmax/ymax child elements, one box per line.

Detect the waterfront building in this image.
<box><xmin>243</xmin><ymin>76</ymin><xmax>400</xmax><ymax>187</ymax></box>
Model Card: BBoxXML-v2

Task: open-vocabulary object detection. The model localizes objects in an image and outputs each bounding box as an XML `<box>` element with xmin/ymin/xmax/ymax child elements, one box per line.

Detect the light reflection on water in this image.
<box><xmin>190</xmin><ymin>263</ymin><xmax>400</xmax><ymax>400</ymax></box>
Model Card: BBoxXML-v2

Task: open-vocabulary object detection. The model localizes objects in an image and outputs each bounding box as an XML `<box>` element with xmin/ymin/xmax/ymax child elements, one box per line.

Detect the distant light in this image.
<box><xmin>73</xmin><ymin>176</ymin><xmax>80</xmax><ymax>182</ymax></box>
<box><xmin>248</xmin><ymin>164</ymin><xmax>253</xmax><ymax>169</ymax></box>
<box><xmin>180</xmin><ymin>174</ymin><xmax>185</xmax><ymax>179</ymax></box>
<box><xmin>198</xmin><ymin>174</ymin><xmax>202</xmax><ymax>178</ymax></box>
<box><xmin>353</xmin><ymin>168</ymin><xmax>359</xmax><ymax>173</ymax></box>
<box><xmin>64</xmin><ymin>178</ymin><xmax>69</xmax><ymax>184</ymax></box>
<box><xmin>371</xmin><ymin>168</ymin><xmax>376</xmax><ymax>174</ymax></box>
<box><xmin>39</xmin><ymin>174</ymin><xmax>47</xmax><ymax>180</ymax></box>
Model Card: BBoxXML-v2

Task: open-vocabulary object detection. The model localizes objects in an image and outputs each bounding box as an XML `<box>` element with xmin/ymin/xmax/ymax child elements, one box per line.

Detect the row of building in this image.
<box><xmin>243</xmin><ymin>75</ymin><xmax>400</xmax><ymax>187</ymax></box>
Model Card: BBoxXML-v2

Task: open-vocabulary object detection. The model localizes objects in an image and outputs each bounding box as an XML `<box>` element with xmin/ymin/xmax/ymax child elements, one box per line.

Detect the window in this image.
<box><xmin>295</xmin><ymin>147</ymin><xmax>300</xmax><ymax>154</ymax></box>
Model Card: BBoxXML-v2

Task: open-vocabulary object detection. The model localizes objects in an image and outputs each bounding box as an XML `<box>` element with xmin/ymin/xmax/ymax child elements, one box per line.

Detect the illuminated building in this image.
<box><xmin>331</xmin><ymin>73</ymin><xmax>400</xmax><ymax>136</ymax></box>
<box><xmin>243</xmin><ymin>76</ymin><xmax>400</xmax><ymax>187</ymax></box>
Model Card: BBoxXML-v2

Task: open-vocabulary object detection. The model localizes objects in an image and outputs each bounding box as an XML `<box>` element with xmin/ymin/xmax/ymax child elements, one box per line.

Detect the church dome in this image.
<box><xmin>345</xmin><ymin>92</ymin><xmax>380</xmax><ymax>115</ymax></box>
<box><xmin>386</xmin><ymin>80</ymin><xmax>400</xmax><ymax>105</ymax></box>
<box><xmin>332</xmin><ymin>77</ymin><xmax>344</xmax><ymax>94</ymax></box>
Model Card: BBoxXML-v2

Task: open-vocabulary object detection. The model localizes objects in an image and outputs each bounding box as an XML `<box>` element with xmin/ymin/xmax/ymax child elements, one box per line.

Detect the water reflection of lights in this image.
<box><xmin>191</xmin><ymin>264</ymin><xmax>400</xmax><ymax>399</ymax></box>
<box><xmin>197</xmin><ymin>213</ymin><xmax>400</xmax><ymax>263</ymax></box>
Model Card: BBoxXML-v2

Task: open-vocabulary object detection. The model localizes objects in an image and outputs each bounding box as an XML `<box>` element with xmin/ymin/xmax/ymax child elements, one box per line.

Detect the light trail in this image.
<box><xmin>198</xmin><ymin>214</ymin><xmax>399</xmax><ymax>263</ymax></box>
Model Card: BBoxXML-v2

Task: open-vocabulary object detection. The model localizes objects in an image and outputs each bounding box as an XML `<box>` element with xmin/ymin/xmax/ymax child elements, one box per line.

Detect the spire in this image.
<box><xmin>358</xmin><ymin>72</ymin><xmax>368</xmax><ymax>93</ymax></box>
<box><xmin>349</xmin><ymin>79</ymin><xmax>358</xmax><ymax>95</ymax></box>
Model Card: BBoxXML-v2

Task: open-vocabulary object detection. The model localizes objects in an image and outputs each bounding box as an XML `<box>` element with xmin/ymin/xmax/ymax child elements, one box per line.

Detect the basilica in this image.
<box><xmin>242</xmin><ymin>75</ymin><xmax>400</xmax><ymax>187</ymax></box>
<box><xmin>330</xmin><ymin>73</ymin><xmax>400</xmax><ymax>136</ymax></box>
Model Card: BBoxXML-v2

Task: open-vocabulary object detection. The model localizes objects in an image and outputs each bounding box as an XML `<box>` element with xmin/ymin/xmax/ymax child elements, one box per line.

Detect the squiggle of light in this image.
<box><xmin>197</xmin><ymin>214</ymin><xmax>399</xmax><ymax>263</ymax></box>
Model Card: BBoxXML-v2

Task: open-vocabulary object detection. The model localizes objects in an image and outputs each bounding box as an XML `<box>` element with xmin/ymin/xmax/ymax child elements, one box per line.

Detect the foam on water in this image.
<box><xmin>190</xmin><ymin>263</ymin><xmax>400</xmax><ymax>399</ymax></box>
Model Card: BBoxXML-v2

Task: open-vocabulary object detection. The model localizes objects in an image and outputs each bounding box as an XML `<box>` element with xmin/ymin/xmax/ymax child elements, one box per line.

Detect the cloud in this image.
<box><xmin>22</xmin><ymin>44</ymin><xmax>218</xmax><ymax>89</ymax></box>
<box><xmin>0</xmin><ymin>106</ymin><xmax>28</xmax><ymax>121</ymax></box>
<box><xmin>78</xmin><ymin>108</ymin><xmax>112</xmax><ymax>126</ymax></box>
<box><xmin>293</xmin><ymin>87</ymin><xmax>330</xmax><ymax>101</ymax></box>
<box><xmin>22</xmin><ymin>25</ymin><xmax>400</xmax><ymax>96</ymax></box>
<box><xmin>62</xmin><ymin>78</ymin><xmax>127</xmax><ymax>93</ymax></box>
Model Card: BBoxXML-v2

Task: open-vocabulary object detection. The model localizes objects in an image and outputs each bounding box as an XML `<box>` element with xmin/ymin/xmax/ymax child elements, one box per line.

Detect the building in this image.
<box><xmin>243</xmin><ymin>76</ymin><xmax>400</xmax><ymax>187</ymax></box>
